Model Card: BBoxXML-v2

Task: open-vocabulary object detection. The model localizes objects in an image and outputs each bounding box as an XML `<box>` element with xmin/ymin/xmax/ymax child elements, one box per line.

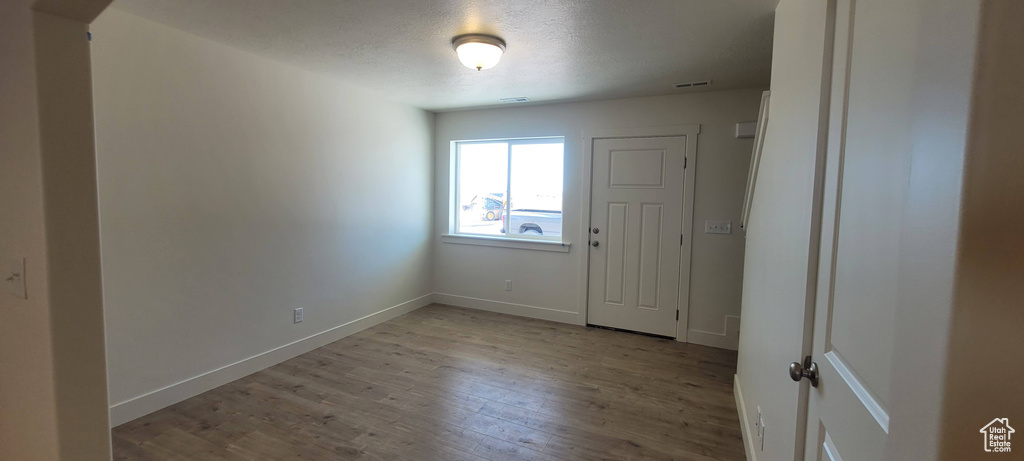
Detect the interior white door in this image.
<box><xmin>587</xmin><ymin>136</ymin><xmax>686</xmax><ymax>337</ymax></box>
<box><xmin>800</xmin><ymin>0</ymin><xmax>915</xmax><ymax>459</ymax></box>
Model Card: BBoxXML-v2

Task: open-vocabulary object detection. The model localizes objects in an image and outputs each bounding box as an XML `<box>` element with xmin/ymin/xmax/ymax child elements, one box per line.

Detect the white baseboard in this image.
<box><xmin>687</xmin><ymin>315</ymin><xmax>741</xmax><ymax>350</ymax></box>
<box><xmin>735</xmin><ymin>374</ymin><xmax>757</xmax><ymax>461</ymax></box>
<box><xmin>108</xmin><ymin>293</ymin><xmax>435</xmax><ymax>427</ymax></box>
<box><xmin>433</xmin><ymin>293</ymin><xmax>583</xmax><ymax>325</ymax></box>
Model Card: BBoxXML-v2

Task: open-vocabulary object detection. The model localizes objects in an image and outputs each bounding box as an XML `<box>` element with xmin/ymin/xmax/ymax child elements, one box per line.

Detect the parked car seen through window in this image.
<box><xmin>455</xmin><ymin>138</ymin><xmax>564</xmax><ymax>240</ymax></box>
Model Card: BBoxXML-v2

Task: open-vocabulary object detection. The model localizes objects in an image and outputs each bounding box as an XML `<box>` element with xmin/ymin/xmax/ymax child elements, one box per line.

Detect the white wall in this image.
<box><xmin>885</xmin><ymin>1</ymin><xmax>980</xmax><ymax>459</ymax></box>
<box><xmin>733</xmin><ymin>1</ymin><xmax>830</xmax><ymax>459</ymax></box>
<box><xmin>432</xmin><ymin>89</ymin><xmax>762</xmax><ymax>348</ymax></box>
<box><xmin>934</xmin><ymin>1</ymin><xmax>1023</xmax><ymax>458</ymax></box>
<box><xmin>2</xmin><ymin>1</ymin><xmax>113</xmax><ymax>459</ymax></box>
<box><xmin>1</xmin><ymin>4</ymin><xmax>64</xmax><ymax>459</ymax></box>
<box><xmin>91</xmin><ymin>9</ymin><xmax>435</xmax><ymax>425</ymax></box>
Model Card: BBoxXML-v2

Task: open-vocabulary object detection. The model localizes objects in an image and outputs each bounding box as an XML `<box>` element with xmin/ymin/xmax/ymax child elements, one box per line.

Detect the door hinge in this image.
<box><xmin>681</xmin><ymin>234</ymin><xmax>684</xmax><ymax>245</ymax></box>
<box><xmin>676</xmin><ymin>311</ymin><xmax>680</xmax><ymax>321</ymax></box>
<box><xmin>684</xmin><ymin>157</ymin><xmax>687</xmax><ymax>169</ymax></box>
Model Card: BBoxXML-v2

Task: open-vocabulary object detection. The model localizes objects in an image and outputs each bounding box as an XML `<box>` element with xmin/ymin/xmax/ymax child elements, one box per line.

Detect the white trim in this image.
<box><xmin>825</xmin><ymin>350</ymin><xmax>890</xmax><ymax>433</ymax></box>
<box><xmin>677</xmin><ymin>129</ymin><xmax>699</xmax><ymax>341</ymax></box>
<box><xmin>450</xmin><ymin>135</ymin><xmax>565</xmax><ymax>145</ymax></box>
<box><xmin>579</xmin><ymin>124</ymin><xmax>700</xmax><ymax>340</ymax></box>
<box><xmin>823</xmin><ymin>432</ymin><xmax>843</xmax><ymax>461</ymax></box>
<box><xmin>740</xmin><ymin>91</ymin><xmax>771</xmax><ymax>231</ymax></box>
<box><xmin>440</xmin><ymin>234</ymin><xmax>571</xmax><ymax>252</ymax></box>
<box><xmin>687</xmin><ymin>315</ymin><xmax>741</xmax><ymax>350</ymax></box>
<box><xmin>735</xmin><ymin>374</ymin><xmax>758</xmax><ymax>461</ymax></box>
<box><xmin>433</xmin><ymin>293</ymin><xmax>583</xmax><ymax>325</ymax></box>
<box><xmin>108</xmin><ymin>293</ymin><xmax>435</xmax><ymax>427</ymax></box>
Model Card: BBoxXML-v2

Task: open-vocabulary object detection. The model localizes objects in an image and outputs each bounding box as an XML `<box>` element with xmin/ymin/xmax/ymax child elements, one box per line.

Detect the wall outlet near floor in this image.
<box><xmin>293</xmin><ymin>307</ymin><xmax>303</xmax><ymax>323</ymax></box>
<box><xmin>755</xmin><ymin>406</ymin><xmax>766</xmax><ymax>451</ymax></box>
<box><xmin>705</xmin><ymin>220</ymin><xmax>733</xmax><ymax>234</ymax></box>
<box><xmin>760</xmin><ymin>420</ymin><xmax>766</xmax><ymax>451</ymax></box>
<box><xmin>505</xmin><ymin>280</ymin><xmax>512</xmax><ymax>291</ymax></box>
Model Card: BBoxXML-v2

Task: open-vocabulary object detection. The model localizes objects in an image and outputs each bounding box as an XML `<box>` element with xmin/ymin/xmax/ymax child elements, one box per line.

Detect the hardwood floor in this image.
<box><xmin>112</xmin><ymin>304</ymin><xmax>744</xmax><ymax>460</ymax></box>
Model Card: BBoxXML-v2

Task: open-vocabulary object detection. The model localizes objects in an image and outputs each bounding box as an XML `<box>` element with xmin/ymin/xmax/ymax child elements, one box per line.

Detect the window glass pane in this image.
<box><xmin>457</xmin><ymin>143</ymin><xmax>507</xmax><ymax>235</ymax></box>
<box><xmin>507</xmin><ymin>142</ymin><xmax>563</xmax><ymax>238</ymax></box>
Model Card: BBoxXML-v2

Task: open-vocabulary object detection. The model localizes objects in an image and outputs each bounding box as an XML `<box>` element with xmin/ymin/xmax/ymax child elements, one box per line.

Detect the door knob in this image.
<box><xmin>591</xmin><ymin>241</ymin><xmax>599</xmax><ymax>247</ymax></box>
<box><xmin>789</xmin><ymin>356</ymin><xmax>819</xmax><ymax>387</ymax></box>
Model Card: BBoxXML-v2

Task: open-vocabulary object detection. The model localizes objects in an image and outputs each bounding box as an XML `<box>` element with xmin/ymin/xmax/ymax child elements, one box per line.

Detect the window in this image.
<box><xmin>454</xmin><ymin>137</ymin><xmax>564</xmax><ymax>241</ymax></box>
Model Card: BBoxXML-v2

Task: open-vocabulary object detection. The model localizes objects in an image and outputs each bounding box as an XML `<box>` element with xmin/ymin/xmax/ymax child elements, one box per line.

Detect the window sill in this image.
<box><xmin>440</xmin><ymin>234</ymin><xmax>571</xmax><ymax>253</ymax></box>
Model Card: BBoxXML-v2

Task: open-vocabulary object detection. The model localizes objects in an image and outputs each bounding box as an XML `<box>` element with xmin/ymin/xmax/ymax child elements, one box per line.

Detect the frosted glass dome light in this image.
<box><xmin>452</xmin><ymin>34</ymin><xmax>506</xmax><ymax>71</ymax></box>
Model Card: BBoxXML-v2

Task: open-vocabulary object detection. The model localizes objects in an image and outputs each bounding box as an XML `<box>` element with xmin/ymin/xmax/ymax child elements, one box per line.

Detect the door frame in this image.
<box><xmin>578</xmin><ymin>124</ymin><xmax>700</xmax><ymax>341</ymax></box>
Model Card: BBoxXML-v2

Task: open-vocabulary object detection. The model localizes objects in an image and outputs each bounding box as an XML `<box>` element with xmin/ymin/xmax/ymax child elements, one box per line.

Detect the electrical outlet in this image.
<box><xmin>293</xmin><ymin>307</ymin><xmax>303</xmax><ymax>323</ymax></box>
<box><xmin>705</xmin><ymin>220</ymin><xmax>732</xmax><ymax>234</ymax></box>
<box><xmin>755</xmin><ymin>406</ymin><xmax>762</xmax><ymax>438</ymax></box>
<box><xmin>755</xmin><ymin>406</ymin><xmax>767</xmax><ymax>451</ymax></box>
<box><xmin>755</xmin><ymin>406</ymin><xmax>765</xmax><ymax>451</ymax></box>
<box><xmin>760</xmin><ymin>419</ymin><xmax>766</xmax><ymax>451</ymax></box>
<box><xmin>505</xmin><ymin>280</ymin><xmax>512</xmax><ymax>291</ymax></box>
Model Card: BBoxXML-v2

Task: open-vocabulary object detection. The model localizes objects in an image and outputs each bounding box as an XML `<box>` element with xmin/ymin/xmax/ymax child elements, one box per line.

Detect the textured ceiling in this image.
<box><xmin>109</xmin><ymin>0</ymin><xmax>776</xmax><ymax>111</ymax></box>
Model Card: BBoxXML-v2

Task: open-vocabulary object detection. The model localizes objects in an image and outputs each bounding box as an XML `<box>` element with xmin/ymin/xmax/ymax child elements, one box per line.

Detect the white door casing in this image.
<box><xmin>586</xmin><ymin>135</ymin><xmax>691</xmax><ymax>337</ymax></box>
<box><xmin>801</xmin><ymin>0</ymin><xmax>916</xmax><ymax>459</ymax></box>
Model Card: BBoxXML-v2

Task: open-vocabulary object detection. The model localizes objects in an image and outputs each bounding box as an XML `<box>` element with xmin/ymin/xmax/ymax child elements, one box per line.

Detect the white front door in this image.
<box><xmin>800</xmin><ymin>0</ymin><xmax>915</xmax><ymax>458</ymax></box>
<box><xmin>586</xmin><ymin>136</ymin><xmax>688</xmax><ymax>337</ymax></box>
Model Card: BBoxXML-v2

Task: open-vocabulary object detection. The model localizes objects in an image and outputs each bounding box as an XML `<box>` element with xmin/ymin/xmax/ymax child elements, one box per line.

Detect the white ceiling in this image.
<box><xmin>109</xmin><ymin>0</ymin><xmax>777</xmax><ymax>111</ymax></box>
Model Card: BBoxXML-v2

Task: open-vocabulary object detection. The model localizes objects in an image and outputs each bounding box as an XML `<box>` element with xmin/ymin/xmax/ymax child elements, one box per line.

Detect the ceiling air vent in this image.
<box><xmin>499</xmin><ymin>97</ymin><xmax>531</xmax><ymax>103</ymax></box>
<box><xmin>674</xmin><ymin>80</ymin><xmax>713</xmax><ymax>89</ymax></box>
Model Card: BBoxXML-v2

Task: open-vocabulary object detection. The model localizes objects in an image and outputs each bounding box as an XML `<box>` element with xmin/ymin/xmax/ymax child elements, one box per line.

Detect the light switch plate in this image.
<box><xmin>705</xmin><ymin>220</ymin><xmax>733</xmax><ymax>234</ymax></box>
<box><xmin>5</xmin><ymin>257</ymin><xmax>27</xmax><ymax>299</ymax></box>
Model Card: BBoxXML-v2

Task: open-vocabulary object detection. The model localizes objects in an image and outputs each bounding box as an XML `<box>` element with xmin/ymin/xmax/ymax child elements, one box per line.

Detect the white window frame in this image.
<box><xmin>444</xmin><ymin>136</ymin><xmax>570</xmax><ymax>252</ymax></box>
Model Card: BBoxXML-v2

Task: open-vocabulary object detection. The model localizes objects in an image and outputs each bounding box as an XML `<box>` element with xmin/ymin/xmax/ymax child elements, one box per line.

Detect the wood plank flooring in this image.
<box><xmin>112</xmin><ymin>304</ymin><xmax>744</xmax><ymax>460</ymax></box>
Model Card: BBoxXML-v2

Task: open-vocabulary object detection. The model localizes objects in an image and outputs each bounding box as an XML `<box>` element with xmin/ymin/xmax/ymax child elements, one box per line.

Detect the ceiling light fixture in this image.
<box><xmin>452</xmin><ymin>34</ymin><xmax>506</xmax><ymax>71</ymax></box>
